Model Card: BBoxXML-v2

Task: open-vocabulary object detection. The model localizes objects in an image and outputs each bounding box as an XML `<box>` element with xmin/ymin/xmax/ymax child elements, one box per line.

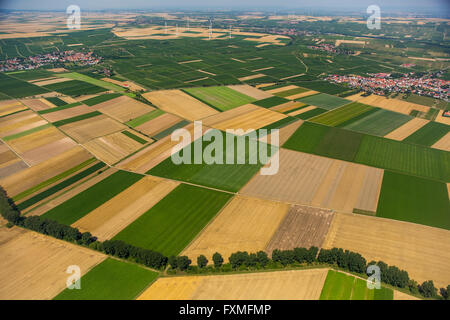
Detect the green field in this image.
<box><xmin>113</xmin><ymin>184</ymin><xmax>233</xmax><ymax>256</ymax></box>
<box><xmin>320</xmin><ymin>270</ymin><xmax>393</xmax><ymax>300</ymax></box>
<box><xmin>297</xmin><ymin>93</ymin><xmax>351</xmax><ymax>110</ymax></box>
<box><xmin>54</xmin><ymin>258</ymin><xmax>158</xmax><ymax>300</ymax></box>
<box><xmin>57</xmin><ymin>72</ymin><xmax>126</xmax><ymax>93</ymax></box>
<box><xmin>283</xmin><ymin>122</ymin><xmax>363</xmax><ymax>161</ymax></box>
<box><xmin>43</xmin><ymin>80</ymin><xmax>107</xmax><ymax>96</ymax></box>
<box><xmin>38</xmin><ymin>102</ymin><xmax>82</xmax><ymax>114</ymax></box>
<box><xmin>343</xmin><ymin>109</ymin><xmax>412</xmax><ymax>136</ymax></box>
<box><xmin>253</xmin><ymin>96</ymin><xmax>289</xmax><ymax>108</ymax></box>
<box><xmin>122</xmin><ymin>130</ymin><xmax>147</xmax><ymax>144</ymax></box>
<box><xmin>284</xmin><ymin>122</ymin><xmax>450</xmax><ymax>181</ymax></box>
<box><xmin>294</xmin><ymin>107</ymin><xmax>328</xmax><ymax>119</ymax></box>
<box><xmin>183</xmin><ymin>86</ymin><xmax>256</xmax><ymax>111</ymax></box>
<box><xmin>273</xmin><ymin>87</ymin><xmax>309</xmax><ymax>98</ymax></box>
<box><xmin>355</xmin><ymin>135</ymin><xmax>450</xmax><ymax>182</ymax></box>
<box><xmin>45</xmin><ymin>97</ymin><xmax>67</xmax><ymax>107</ymax></box>
<box><xmin>53</xmin><ymin>111</ymin><xmax>102</xmax><ymax>127</ymax></box>
<box><xmin>41</xmin><ymin>170</ymin><xmax>143</xmax><ymax>225</ymax></box>
<box><xmin>376</xmin><ymin>171</ymin><xmax>450</xmax><ymax>229</ymax></box>
<box><xmin>17</xmin><ymin>161</ymin><xmax>106</xmax><ymax>211</ymax></box>
<box><xmin>125</xmin><ymin>109</ymin><xmax>165</xmax><ymax>127</ymax></box>
<box><xmin>403</xmin><ymin>122</ymin><xmax>449</xmax><ymax>146</ymax></box>
<box><xmin>0</xmin><ymin>73</ymin><xmax>48</xmax><ymax>98</ymax></box>
<box><xmin>148</xmin><ymin>130</ymin><xmax>276</xmax><ymax>192</ymax></box>
<box><xmin>309</xmin><ymin>102</ymin><xmax>374</xmax><ymax>127</ymax></box>
<box><xmin>81</xmin><ymin>93</ymin><xmax>122</xmax><ymax>106</ymax></box>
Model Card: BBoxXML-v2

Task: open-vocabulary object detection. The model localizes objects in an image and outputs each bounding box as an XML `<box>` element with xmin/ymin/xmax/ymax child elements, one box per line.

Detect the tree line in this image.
<box><xmin>0</xmin><ymin>186</ymin><xmax>167</xmax><ymax>270</ymax></box>
<box><xmin>1</xmin><ymin>186</ymin><xmax>448</xmax><ymax>299</ymax></box>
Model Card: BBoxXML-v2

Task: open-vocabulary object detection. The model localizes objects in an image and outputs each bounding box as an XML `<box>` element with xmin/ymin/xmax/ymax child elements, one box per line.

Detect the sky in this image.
<box><xmin>0</xmin><ymin>0</ymin><xmax>449</xmax><ymax>15</ymax></box>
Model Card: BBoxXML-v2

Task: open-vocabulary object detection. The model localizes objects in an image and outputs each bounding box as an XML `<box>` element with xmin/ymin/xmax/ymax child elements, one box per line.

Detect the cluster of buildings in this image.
<box><xmin>325</xmin><ymin>73</ymin><xmax>450</xmax><ymax>100</ymax></box>
<box><xmin>307</xmin><ymin>43</ymin><xmax>354</xmax><ymax>55</ymax></box>
<box><xmin>0</xmin><ymin>51</ymin><xmax>101</xmax><ymax>72</ymax></box>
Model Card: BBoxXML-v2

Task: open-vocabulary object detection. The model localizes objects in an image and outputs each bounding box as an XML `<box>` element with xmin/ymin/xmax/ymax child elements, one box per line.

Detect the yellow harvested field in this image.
<box><xmin>41</xmin><ymin>104</ymin><xmax>94</xmax><ymax>122</ymax></box>
<box><xmin>138</xmin><ymin>269</ymin><xmax>328</xmax><ymax>300</ymax></box>
<box><xmin>101</xmin><ymin>78</ymin><xmax>146</xmax><ymax>91</ymax></box>
<box><xmin>238</xmin><ymin>73</ymin><xmax>266</xmax><ymax>81</ymax></box>
<box><xmin>285</xmin><ymin>90</ymin><xmax>319</xmax><ymax>100</ymax></box>
<box><xmin>227</xmin><ymin>84</ymin><xmax>273</xmax><ymax>100</ymax></box>
<box><xmin>182</xmin><ymin>195</ymin><xmax>290</xmax><ymax>263</ymax></box>
<box><xmin>83</xmin><ymin>131</ymin><xmax>151</xmax><ymax>165</ymax></box>
<box><xmin>202</xmin><ymin>104</ymin><xmax>287</xmax><ymax>134</ymax></box>
<box><xmin>143</xmin><ymin>89</ymin><xmax>218</xmax><ymax>121</ymax></box>
<box><xmin>32</xmin><ymin>77</ymin><xmax>72</xmax><ymax>86</ymax></box>
<box><xmin>0</xmin><ymin>100</ymin><xmax>27</xmax><ymax>116</ymax></box>
<box><xmin>117</xmin><ymin>123</ymin><xmax>205</xmax><ymax>173</ymax></box>
<box><xmin>240</xmin><ymin>149</ymin><xmax>383</xmax><ymax>213</ymax></box>
<box><xmin>270</xmin><ymin>101</ymin><xmax>306</xmax><ymax>113</ymax></box>
<box><xmin>432</xmin><ymin>132</ymin><xmax>450</xmax><ymax>152</ymax></box>
<box><xmin>255</xmin><ymin>83</ymin><xmax>276</xmax><ymax>88</ymax></box>
<box><xmin>354</xmin><ymin>94</ymin><xmax>429</xmax><ymax>115</ymax></box>
<box><xmin>6</xmin><ymin>126</ymin><xmax>64</xmax><ymax>153</ymax></box>
<box><xmin>0</xmin><ymin>112</ymin><xmax>44</xmax><ymax>137</ymax></box>
<box><xmin>73</xmin><ymin>176</ymin><xmax>179</xmax><ymax>240</ymax></box>
<box><xmin>135</xmin><ymin>113</ymin><xmax>183</xmax><ymax>136</ymax></box>
<box><xmin>28</xmin><ymin>168</ymin><xmax>117</xmax><ymax>216</ymax></box>
<box><xmin>0</xmin><ymin>227</ymin><xmax>105</xmax><ymax>300</ymax></box>
<box><xmin>0</xmin><ymin>145</ymin><xmax>92</xmax><ymax>197</ymax></box>
<box><xmin>59</xmin><ymin>114</ymin><xmax>126</xmax><ymax>143</ymax></box>
<box><xmin>323</xmin><ymin>213</ymin><xmax>450</xmax><ymax>288</ymax></box>
<box><xmin>335</xmin><ymin>39</ymin><xmax>367</xmax><ymax>46</ymax></box>
<box><xmin>394</xmin><ymin>291</ymin><xmax>419</xmax><ymax>300</ymax></box>
<box><xmin>94</xmin><ymin>96</ymin><xmax>155</xmax><ymax>123</ymax></box>
<box><xmin>384</xmin><ymin>118</ymin><xmax>429</xmax><ymax>140</ymax></box>
<box><xmin>266</xmin><ymin>85</ymin><xmax>299</xmax><ymax>94</ymax></box>
<box><xmin>434</xmin><ymin>110</ymin><xmax>450</xmax><ymax>125</ymax></box>
<box><xmin>19</xmin><ymin>98</ymin><xmax>54</xmax><ymax>111</ymax></box>
<box><xmin>287</xmin><ymin>105</ymin><xmax>317</xmax><ymax>116</ymax></box>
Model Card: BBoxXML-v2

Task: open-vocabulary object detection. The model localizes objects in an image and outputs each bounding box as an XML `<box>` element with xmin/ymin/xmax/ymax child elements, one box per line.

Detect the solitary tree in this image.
<box><xmin>419</xmin><ymin>280</ymin><xmax>437</xmax><ymax>298</ymax></box>
<box><xmin>212</xmin><ymin>252</ymin><xmax>224</xmax><ymax>268</ymax></box>
<box><xmin>197</xmin><ymin>255</ymin><xmax>208</xmax><ymax>268</ymax></box>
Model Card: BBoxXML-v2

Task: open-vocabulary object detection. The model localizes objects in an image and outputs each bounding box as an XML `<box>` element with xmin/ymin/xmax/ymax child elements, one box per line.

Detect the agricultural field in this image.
<box><xmin>138</xmin><ymin>269</ymin><xmax>328</xmax><ymax>300</ymax></box>
<box><xmin>323</xmin><ymin>213</ymin><xmax>450</xmax><ymax>288</ymax></box>
<box><xmin>148</xmin><ymin>129</ymin><xmax>276</xmax><ymax>192</ymax></box>
<box><xmin>54</xmin><ymin>258</ymin><xmax>158</xmax><ymax>300</ymax></box>
<box><xmin>41</xmin><ymin>170</ymin><xmax>143</xmax><ymax>225</ymax></box>
<box><xmin>183</xmin><ymin>86</ymin><xmax>257</xmax><ymax>111</ymax></box>
<box><xmin>284</xmin><ymin>122</ymin><xmax>450</xmax><ymax>181</ymax></box>
<box><xmin>113</xmin><ymin>183</ymin><xmax>233</xmax><ymax>256</ymax></box>
<box><xmin>319</xmin><ymin>270</ymin><xmax>393</xmax><ymax>300</ymax></box>
<box><xmin>182</xmin><ymin>195</ymin><xmax>290</xmax><ymax>262</ymax></box>
<box><xmin>0</xmin><ymin>9</ymin><xmax>449</xmax><ymax>302</ymax></box>
<box><xmin>0</xmin><ymin>227</ymin><xmax>105</xmax><ymax>300</ymax></box>
<box><xmin>241</xmin><ymin>149</ymin><xmax>384</xmax><ymax>214</ymax></box>
<box><xmin>376</xmin><ymin>171</ymin><xmax>450</xmax><ymax>229</ymax></box>
<box><xmin>297</xmin><ymin>93</ymin><xmax>351</xmax><ymax>110</ymax></box>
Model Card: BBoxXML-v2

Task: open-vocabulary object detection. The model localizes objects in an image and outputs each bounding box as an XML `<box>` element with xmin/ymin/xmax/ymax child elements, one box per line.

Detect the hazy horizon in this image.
<box><xmin>0</xmin><ymin>0</ymin><xmax>449</xmax><ymax>16</ymax></box>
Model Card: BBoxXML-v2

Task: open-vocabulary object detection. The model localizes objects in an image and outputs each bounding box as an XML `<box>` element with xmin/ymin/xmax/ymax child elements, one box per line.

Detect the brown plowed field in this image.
<box><xmin>240</xmin><ymin>149</ymin><xmax>383</xmax><ymax>213</ymax></box>
<box><xmin>265</xmin><ymin>205</ymin><xmax>335</xmax><ymax>253</ymax></box>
